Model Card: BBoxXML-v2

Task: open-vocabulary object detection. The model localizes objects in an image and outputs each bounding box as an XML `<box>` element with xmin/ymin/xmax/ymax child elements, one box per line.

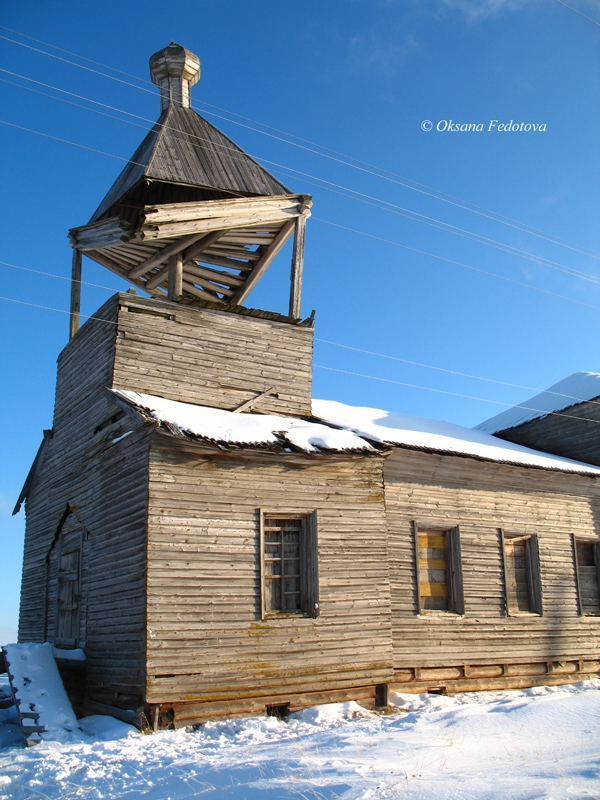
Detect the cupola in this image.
<box><xmin>149</xmin><ymin>42</ymin><xmax>200</xmax><ymax>112</ymax></box>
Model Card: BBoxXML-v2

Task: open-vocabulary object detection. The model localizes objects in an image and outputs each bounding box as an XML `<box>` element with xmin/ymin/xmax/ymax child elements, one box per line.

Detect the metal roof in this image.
<box><xmin>90</xmin><ymin>105</ymin><xmax>291</xmax><ymax>223</ymax></box>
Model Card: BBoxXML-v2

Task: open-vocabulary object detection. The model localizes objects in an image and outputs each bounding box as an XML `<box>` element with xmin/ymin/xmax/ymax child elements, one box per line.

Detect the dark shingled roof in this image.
<box><xmin>90</xmin><ymin>105</ymin><xmax>291</xmax><ymax>223</ymax></box>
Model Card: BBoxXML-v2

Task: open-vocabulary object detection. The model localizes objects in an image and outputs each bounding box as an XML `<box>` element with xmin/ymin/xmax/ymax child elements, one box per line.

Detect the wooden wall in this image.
<box><xmin>385</xmin><ymin>448</ymin><xmax>600</xmax><ymax>678</ymax></box>
<box><xmin>112</xmin><ymin>294</ymin><xmax>313</xmax><ymax>417</ymax></box>
<box><xmin>495</xmin><ymin>400</ymin><xmax>600</xmax><ymax>467</ymax></box>
<box><xmin>145</xmin><ymin>436</ymin><xmax>391</xmax><ymax>717</ymax></box>
<box><xmin>18</xmin><ymin>296</ymin><xmax>150</xmax><ymax>709</ymax></box>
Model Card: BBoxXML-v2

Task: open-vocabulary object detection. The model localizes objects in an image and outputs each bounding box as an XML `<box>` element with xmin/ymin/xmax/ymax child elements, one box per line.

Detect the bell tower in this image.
<box><xmin>68</xmin><ymin>43</ymin><xmax>311</xmax><ymax>338</ymax></box>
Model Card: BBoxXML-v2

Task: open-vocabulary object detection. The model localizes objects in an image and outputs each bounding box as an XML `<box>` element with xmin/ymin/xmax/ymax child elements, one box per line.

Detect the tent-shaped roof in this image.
<box><xmin>90</xmin><ymin>104</ymin><xmax>290</xmax><ymax>223</ymax></box>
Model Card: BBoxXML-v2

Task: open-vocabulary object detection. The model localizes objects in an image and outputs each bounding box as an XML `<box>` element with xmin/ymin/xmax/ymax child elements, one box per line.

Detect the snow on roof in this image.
<box><xmin>312</xmin><ymin>398</ymin><xmax>600</xmax><ymax>476</ymax></box>
<box><xmin>110</xmin><ymin>390</ymin><xmax>377</xmax><ymax>455</ymax></box>
<box><xmin>475</xmin><ymin>372</ymin><xmax>600</xmax><ymax>434</ymax></box>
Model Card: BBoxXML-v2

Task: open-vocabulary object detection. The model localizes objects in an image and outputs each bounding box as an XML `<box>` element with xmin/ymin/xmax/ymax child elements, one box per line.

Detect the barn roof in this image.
<box><xmin>475</xmin><ymin>372</ymin><xmax>600</xmax><ymax>435</ymax></box>
<box><xmin>312</xmin><ymin>399</ymin><xmax>600</xmax><ymax>476</ymax></box>
<box><xmin>109</xmin><ymin>390</ymin><xmax>378</xmax><ymax>455</ymax></box>
<box><xmin>90</xmin><ymin>105</ymin><xmax>291</xmax><ymax>223</ymax></box>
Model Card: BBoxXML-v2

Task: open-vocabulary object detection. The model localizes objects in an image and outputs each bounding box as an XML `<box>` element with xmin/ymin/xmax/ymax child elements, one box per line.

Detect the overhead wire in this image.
<box><xmin>2</xmin><ymin>257</ymin><xmax>600</xmax><ymax>413</ymax></box>
<box><xmin>2</xmin><ymin>117</ymin><xmax>600</xmax><ymax>314</ymax></box>
<box><xmin>2</xmin><ymin>27</ymin><xmax>600</xmax><ymax>424</ymax></box>
<box><xmin>1</xmin><ymin>288</ymin><xmax>599</xmax><ymax>429</ymax></box>
<box><xmin>1</xmin><ymin>26</ymin><xmax>599</xmax><ymax>263</ymax></box>
<box><xmin>552</xmin><ymin>0</ymin><xmax>600</xmax><ymax>27</ymax></box>
<box><xmin>314</xmin><ymin>364</ymin><xmax>600</xmax><ymax>426</ymax></box>
<box><xmin>2</xmin><ymin>73</ymin><xmax>600</xmax><ymax>289</ymax></box>
<box><xmin>314</xmin><ymin>338</ymin><xmax>600</xmax><ymax>409</ymax></box>
<box><xmin>0</xmin><ymin>110</ymin><xmax>595</xmax><ymax>312</ymax></box>
<box><xmin>312</xmin><ymin>217</ymin><xmax>600</xmax><ymax>312</ymax></box>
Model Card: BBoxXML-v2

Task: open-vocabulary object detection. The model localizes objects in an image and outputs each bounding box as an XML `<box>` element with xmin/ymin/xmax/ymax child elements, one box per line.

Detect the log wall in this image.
<box><xmin>112</xmin><ymin>294</ymin><xmax>313</xmax><ymax>416</ymax></box>
<box><xmin>495</xmin><ymin>400</ymin><xmax>600</xmax><ymax>467</ymax></box>
<box><xmin>18</xmin><ymin>296</ymin><xmax>150</xmax><ymax>709</ymax></box>
<box><xmin>385</xmin><ymin>448</ymin><xmax>600</xmax><ymax>684</ymax></box>
<box><xmin>145</xmin><ymin>436</ymin><xmax>391</xmax><ymax>717</ymax></box>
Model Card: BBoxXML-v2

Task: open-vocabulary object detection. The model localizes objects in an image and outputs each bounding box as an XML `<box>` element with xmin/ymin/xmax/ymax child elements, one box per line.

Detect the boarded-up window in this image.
<box><xmin>573</xmin><ymin>537</ymin><xmax>600</xmax><ymax>616</ymax></box>
<box><xmin>413</xmin><ymin>524</ymin><xmax>464</xmax><ymax>614</ymax></box>
<box><xmin>500</xmin><ymin>531</ymin><xmax>542</xmax><ymax>616</ymax></box>
<box><xmin>260</xmin><ymin>511</ymin><xmax>318</xmax><ymax>619</ymax></box>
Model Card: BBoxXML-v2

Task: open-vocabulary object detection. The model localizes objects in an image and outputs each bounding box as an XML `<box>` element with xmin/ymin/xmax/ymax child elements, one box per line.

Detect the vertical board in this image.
<box><xmin>527</xmin><ymin>535</ymin><xmax>543</xmax><ymax>615</ymax></box>
<box><xmin>449</xmin><ymin>526</ymin><xmax>464</xmax><ymax>615</ymax></box>
<box><xmin>305</xmin><ymin>511</ymin><xmax>319</xmax><ymax>618</ymax></box>
<box><xmin>571</xmin><ymin>534</ymin><xmax>583</xmax><ymax>615</ymax></box>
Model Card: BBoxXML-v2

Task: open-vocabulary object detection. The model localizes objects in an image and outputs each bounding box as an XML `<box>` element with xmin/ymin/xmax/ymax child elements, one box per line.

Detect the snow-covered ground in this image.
<box><xmin>1</xmin><ymin>677</ymin><xmax>599</xmax><ymax>799</ymax></box>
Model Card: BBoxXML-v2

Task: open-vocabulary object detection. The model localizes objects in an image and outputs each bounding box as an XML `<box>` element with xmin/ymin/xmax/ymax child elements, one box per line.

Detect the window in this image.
<box><xmin>260</xmin><ymin>511</ymin><xmax>318</xmax><ymax>619</ymax></box>
<box><xmin>500</xmin><ymin>531</ymin><xmax>543</xmax><ymax>615</ymax></box>
<box><xmin>413</xmin><ymin>523</ymin><xmax>464</xmax><ymax>614</ymax></box>
<box><xmin>572</xmin><ymin>536</ymin><xmax>600</xmax><ymax>616</ymax></box>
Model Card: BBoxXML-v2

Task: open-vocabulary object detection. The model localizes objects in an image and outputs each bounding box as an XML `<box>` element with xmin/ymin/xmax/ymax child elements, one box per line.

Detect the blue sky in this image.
<box><xmin>1</xmin><ymin>0</ymin><xmax>599</xmax><ymax>641</ymax></box>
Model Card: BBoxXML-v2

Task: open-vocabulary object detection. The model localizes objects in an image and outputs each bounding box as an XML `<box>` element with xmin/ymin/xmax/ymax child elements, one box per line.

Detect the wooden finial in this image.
<box><xmin>149</xmin><ymin>42</ymin><xmax>201</xmax><ymax>113</ymax></box>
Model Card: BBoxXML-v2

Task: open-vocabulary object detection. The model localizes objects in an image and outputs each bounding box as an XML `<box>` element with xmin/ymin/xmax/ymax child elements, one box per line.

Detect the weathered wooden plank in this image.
<box><xmin>69</xmin><ymin>249</ymin><xmax>82</xmax><ymax>340</ymax></box>
<box><xmin>289</xmin><ymin>216</ymin><xmax>306</xmax><ymax>318</ymax></box>
<box><xmin>229</xmin><ymin>220</ymin><xmax>296</xmax><ymax>306</ymax></box>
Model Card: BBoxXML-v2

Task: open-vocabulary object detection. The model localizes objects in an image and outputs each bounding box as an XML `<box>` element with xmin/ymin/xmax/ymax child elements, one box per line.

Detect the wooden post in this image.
<box><xmin>167</xmin><ymin>252</ymin><xmax>183</xmax><ymax>301</ymax></box>
<box><xmin>69</xmin><ymin>249</ymin><xmax>82</xmax><ymax>340</ymax></box>
<box><xmin>289</xmin><ymin>216</ymin><xmax>306</xmax><ymax>319</ymax></box>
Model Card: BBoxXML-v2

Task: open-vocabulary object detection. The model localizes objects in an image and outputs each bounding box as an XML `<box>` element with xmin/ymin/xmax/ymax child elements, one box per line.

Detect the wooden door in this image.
<box><xmin>56</xmin><ymin>542</ymin><xmax>81</xmax><ymax>648</ymax></box>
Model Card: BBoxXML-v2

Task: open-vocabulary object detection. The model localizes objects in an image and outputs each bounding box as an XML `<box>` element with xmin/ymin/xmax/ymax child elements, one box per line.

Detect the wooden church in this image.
<box><xmin>14</xmin><ymin>43</ymin><xmax>600</xmax><ymax>730</ymax></box>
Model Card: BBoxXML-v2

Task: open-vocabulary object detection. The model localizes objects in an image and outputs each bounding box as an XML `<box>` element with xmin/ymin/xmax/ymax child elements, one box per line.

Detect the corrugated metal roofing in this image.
<box><xmin>90</xmin><ymin>105</ymin><xmax>290</xmax><ymax>223</ymax></box>
<box><xmin>109</xmin><ymin>390</ymin><xmax>379</xmax><ymax>455</ymax></box>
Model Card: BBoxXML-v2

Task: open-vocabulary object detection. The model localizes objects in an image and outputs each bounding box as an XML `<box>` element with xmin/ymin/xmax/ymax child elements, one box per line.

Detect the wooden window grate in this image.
<box><xmin>500</xmin><ymin>531</ymin><xmax>543</xmax><ymax>616</ymax></box>
<box><xmin>260</xmin><ymin>512</ymin><xmax>318</xmax><ymax>619</ymax></box>
<box><xmin>573</xmin><ymin>537</ymin><xmax>600</xmax><ymax>616</ymax></box>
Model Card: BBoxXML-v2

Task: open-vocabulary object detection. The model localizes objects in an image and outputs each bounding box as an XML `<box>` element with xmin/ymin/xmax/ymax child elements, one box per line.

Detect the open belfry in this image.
<box><xmin>69</xmin><ymin>42</ymin><xmax>311</xmax><ymax>330</ymax></box>
<box><xmin>12</xmin><ymin>42</ymin><xmax>600</xmax><ymax>737</ymax></box>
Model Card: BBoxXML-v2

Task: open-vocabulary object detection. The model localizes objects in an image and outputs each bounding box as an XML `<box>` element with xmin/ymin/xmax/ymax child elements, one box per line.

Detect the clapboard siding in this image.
<box><xmin>146</xmin><ymin>436</ymin><xmax>391</xmax><ymax>704</ymax></box>
<box><xmin>495</xmin><ymin>399</ymin><xmax>600</xmax><ymax>466</ymax></box>
<box><xmin>18</xmin><ymin>297</ymin><xmax>150</xmax><ymax>708</ymax></box>
<box><xmin>112</xmin><ymin>294</ymin><xmax>313</xmax><ymax>416</ymax></box>
<box><xmin>385</xmin><ymin>448</ymin><xmax>600</xmax><ymax>669</ymax></box>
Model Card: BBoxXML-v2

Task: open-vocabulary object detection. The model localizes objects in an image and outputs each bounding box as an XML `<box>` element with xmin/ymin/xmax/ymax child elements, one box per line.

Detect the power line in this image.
<box><xmin>268</xmin><ymin>164</ymin><xmax>600</xmax><ymax>286</ymax></box>
<box><xmin>0</xmin><ymin>294</ymin><xmax>118</xmax><ymax>326</ymax></box>
<box><xmin>2</xmin><ymin>257</ymin><xmax>600</xmax><ymax>412</ymax></box>
<box><xmin>1</xmin><ymin>288</ymin><xmax>599</xmax><ymax>430</ymax></box>
<box><xmin>0</xmin><ymin>25</ymin><xmax>156</xmax><ymax>83</ymax></box>
<box><xmin>314</xmin><ymin>365</ymin><xmax>600</xmax><ymax>427</ymax></box>
<box><xmin>0</xmin><ymin>33</ymin><xmax>157</xmax><ymax>97</ymax></box>
<box><xmin>3</xmin><ymin>75</ymin><xmax>600</xmax><ymax>289</ymax></box>
<box><xmin>552</xmin><ymin>0</ymin><xmax>600</xmax><ymax>27</ymax></box>
<box><xmin>3</xmin><ymin>117</ymin><xmax>600</xmax><ymax>313</ymax></box>
<box><xmin>313</xmin><ymin>217</ymin><xmax>600</xmax><ymax>312</ymax></box>
<box><xmin>315</xmin><ymin>338</ymin><xmax>600</xmax><ymax>410</ymax></box>
<box><xmin>0</xmin><ymin>260</ymin><xmax>117</xmax><ymax>291</ymax></box>
<box><xmin>192</xmin><ymin>101</ymin><xmax>600</xmax><ymax>263</ymax></box>
<box><xmin>2</xmin><ymin>26</ymin><xmax>599</xmax><ymax>263</ymax></box>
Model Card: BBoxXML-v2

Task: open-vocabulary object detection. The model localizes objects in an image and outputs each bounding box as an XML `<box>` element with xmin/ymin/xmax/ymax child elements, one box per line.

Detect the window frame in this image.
<box><xmin>572</xmin><ymin>535</ymin><xmax>600</xmax><ymax>616</ymax></box>
<box><xmin>259</xmin><ymin>510</ymin><xmax>319</xmax><ymax>620</ymax></box>
<box><xmin>499</xmin><ymin>530</ymin><xmax>543</xmax><ymax>617</ymax></box>
<box><xmin>412</xmin><ymin>522</ymin><xmax>464</xmax><ymax>616</ymax></box>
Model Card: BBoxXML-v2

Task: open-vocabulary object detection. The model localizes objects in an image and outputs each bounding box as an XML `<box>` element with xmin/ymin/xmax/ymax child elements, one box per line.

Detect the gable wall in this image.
<box><xmin>494</xmin><ymin>399</ymin><xmax>600</xmax><ymax>466</ymax></box>
<box><xmin>385</xmin><ymin>448</ymin><xmax>600</xmax><ymax>675</ymax></box>
<box><xmin>145</xmin><ymin>436</ymin><xmax>391</xmax><ymax>715</ymax></box>
<box><xmin>112</xmin><ymin>294</ymin><xmax>313</xmax><ymax>417</ymax></box>
<box><xmin>19</xmin><ymin>296</ymin><xmax>150</xmax><ymax>708</ymax></box>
